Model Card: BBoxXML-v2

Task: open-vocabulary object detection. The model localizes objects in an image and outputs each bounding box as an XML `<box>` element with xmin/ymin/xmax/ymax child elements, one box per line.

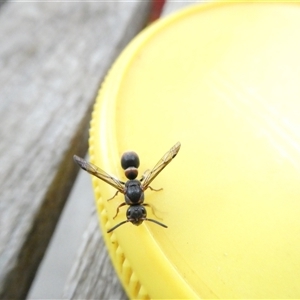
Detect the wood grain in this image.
<box><xmin>0</xmin><ymin>1</ymin><xmax>150</xmax><ymax>299</ymax></box>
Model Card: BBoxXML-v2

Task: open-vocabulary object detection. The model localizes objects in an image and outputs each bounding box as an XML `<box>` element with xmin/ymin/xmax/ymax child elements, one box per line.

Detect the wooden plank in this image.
<box><xmin>0</xmin><ymin>2</ymin><xmax>150</xmax><ymax>299</ymax></box>
<box><xmin>63</xmin><ymin>210</ymin><xmax>127</xmax><ymax>300</ymax></box>
<box><xmin>62</xmin><ymin>1</ymin><xmax>202</xmax><ymax>299</ymax></box>
<box><xmin>161</xmin><ymin>1</ymin><xmax>200</xmax><ymax>16</ymax></box>
<box><xmin>161</xmin><ymin>0</ymin><xmax>212</xmax><ymax>17</ymax></box>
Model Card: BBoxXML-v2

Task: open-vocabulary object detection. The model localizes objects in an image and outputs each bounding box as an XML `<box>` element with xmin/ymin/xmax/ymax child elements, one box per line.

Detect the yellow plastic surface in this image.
<box><xmin>89</xmin><ymin>2</ymin><xmax>300</xmax><ymax>299</ymax></box>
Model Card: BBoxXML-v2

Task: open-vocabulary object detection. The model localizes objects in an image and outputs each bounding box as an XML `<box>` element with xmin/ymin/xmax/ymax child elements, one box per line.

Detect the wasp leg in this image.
<box><xmin>148</xmin><ymin>186</ymin><xmax>163</xmax><ymax>192</ymax></box>
<box><xmin>143</xmin><ymin>203</ymin><xmax>162</xmax><ymax>219</ymax></box>
<box><xmin>113</xmin><ymin>202</ymin><xmax>127</xmax><ymax>219</ymax></box>
<box><xmin>107</xmin><ymin>190</ymin><xmax>119</xmax><ymax>201</ymax></box>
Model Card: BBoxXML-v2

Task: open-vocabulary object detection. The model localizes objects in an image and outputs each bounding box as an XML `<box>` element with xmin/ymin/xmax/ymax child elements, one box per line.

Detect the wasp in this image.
<box><xmin>73</xmin><ymin>142</ymin><xmax>181</xmax><ymax>233</ymax></box>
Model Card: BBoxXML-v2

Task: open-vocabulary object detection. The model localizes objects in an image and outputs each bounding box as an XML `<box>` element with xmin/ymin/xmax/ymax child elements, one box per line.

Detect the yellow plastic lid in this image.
<box><xmin>89</xmin><ymin>2</ymin><xmax>300</xmax><ymax>299</ymax></box>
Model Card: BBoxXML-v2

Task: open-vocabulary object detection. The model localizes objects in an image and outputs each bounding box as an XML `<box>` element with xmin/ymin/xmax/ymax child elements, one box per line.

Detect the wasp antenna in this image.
<box><xmin>145</xmin><ymin>218</ymin><xmax>168</xmax><ymax>228</ymax></box>
<box><xmin>107</xmin><ymin>220</ymin><xmax>129</xmax><ymax>233</ymax></box>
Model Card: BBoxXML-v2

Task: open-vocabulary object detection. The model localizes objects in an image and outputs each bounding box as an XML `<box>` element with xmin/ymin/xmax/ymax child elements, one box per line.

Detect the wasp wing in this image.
<box><xmin>141</xmin><ymin>142</ymin><xmax>181</xmax><ymax>190</ymax></box>
<box><xmin>73</xmin><ymin>155</ymin><xmax>125</xmax><ymax>193</ymax></box>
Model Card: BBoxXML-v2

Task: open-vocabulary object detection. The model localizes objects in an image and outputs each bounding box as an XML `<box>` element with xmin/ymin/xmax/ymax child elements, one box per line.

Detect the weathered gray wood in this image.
<box><xmin>161</xmin><ymin>0</ymin><xmax>201</xmax><ymax>16</ymax></box>
<box><xmin>161</xmin><ymin>1</ymin><xmax>197</xmax><ymax>17</ymax></box>
<box><xmin>62</xmin><ymin>1</ymin><xmax>203</xmax><ymax>299</ymax></box>
<box><xmin>63</xmin><ymin>210</ymin><xmax>127</xmax><ymax>300</ymax></box>
<box><xmin>0</xmin><ymin>1</ymin><xmax>150</xmax><ymax>299</ymax></box>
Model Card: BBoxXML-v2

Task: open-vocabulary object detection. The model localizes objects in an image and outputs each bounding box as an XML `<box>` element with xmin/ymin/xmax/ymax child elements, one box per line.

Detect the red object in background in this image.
<box><xmin>149</xmin><ymin>0</ymin><xmax>165</xmax><ymax>23</ymax></box>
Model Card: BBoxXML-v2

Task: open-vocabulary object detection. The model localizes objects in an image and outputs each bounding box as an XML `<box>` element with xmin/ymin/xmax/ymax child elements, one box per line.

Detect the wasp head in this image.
<box><xmin>126</xmin><ymin>205</ymin><xmax>146</xmax><ymax>225</ymax></box>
